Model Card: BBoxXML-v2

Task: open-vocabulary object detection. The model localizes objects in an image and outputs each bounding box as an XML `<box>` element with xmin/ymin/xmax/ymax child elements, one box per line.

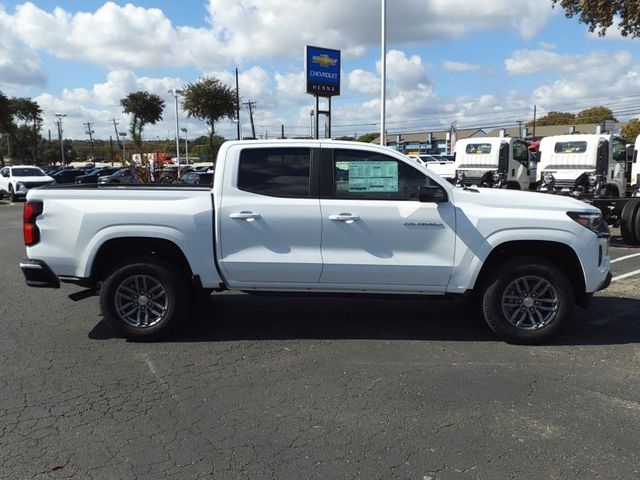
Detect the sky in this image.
<box><xmin>1</xmin><ymin>0</ymin><xmax>640</xmax><ymax>142</ymax></box>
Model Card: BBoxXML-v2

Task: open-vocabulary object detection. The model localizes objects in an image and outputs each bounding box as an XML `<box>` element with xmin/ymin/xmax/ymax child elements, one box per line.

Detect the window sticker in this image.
<box><xmin>345</xmin><ymin>161</ymin><xmax>398</xmax><ymax>192</ymax></box>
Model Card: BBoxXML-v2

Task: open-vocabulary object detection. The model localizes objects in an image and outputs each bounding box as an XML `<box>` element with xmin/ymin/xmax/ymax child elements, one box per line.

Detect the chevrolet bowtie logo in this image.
<box><xmin>312</xmin><ymin>54</ymin><xmax>337</xmax><ymax>68</ymax></box>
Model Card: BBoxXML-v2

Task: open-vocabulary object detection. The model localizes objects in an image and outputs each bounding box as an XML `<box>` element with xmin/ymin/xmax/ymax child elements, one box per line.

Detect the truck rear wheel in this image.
<box><xmin>620</xmin><ymin>199</ymin><xmax>640</xmax><ymax>246</ymax></box>
<box><xmin>481</xmin><ymin>257</ymin><xmax>574</xmax><ymax>344</ymax></box>
<box><xmin>100</xmin><ymin>259</ymin><xmax>189</xmax><ymax>340</ymax></box>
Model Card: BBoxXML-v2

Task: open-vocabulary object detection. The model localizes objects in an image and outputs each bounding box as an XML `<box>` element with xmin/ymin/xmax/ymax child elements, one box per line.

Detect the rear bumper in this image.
<box><xmin>20</xmin><ymin>259</ymin><xmax>60</xmax><ymax>288</ymax></box>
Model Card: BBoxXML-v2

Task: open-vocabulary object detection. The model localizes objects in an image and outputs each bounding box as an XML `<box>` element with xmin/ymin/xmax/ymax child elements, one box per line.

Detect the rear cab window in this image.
<box><xmin>554</xmin><ymin>141</ymin><xmax>587</xmax><ymax>153</ymax></box>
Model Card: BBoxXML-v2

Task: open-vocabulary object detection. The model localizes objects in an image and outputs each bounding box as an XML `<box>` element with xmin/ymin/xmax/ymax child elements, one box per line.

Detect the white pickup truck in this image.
<box><xmin>20</xmin><ymin>140</ymin><xmax>611</xmax><ymax>344</ymax></box>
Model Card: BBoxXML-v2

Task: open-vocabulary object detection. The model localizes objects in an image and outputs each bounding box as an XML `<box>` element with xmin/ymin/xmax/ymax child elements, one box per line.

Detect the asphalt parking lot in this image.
<box><xmin>1</xmin><ymin>199</ymin><xmax>640</xmax><ymax>480</ymax></box>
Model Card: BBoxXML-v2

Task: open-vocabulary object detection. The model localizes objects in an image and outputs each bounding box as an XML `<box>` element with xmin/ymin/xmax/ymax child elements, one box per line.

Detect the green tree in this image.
<box><xmin>182</xmin><ymin>76</ymin><xmax>238</xmax><ymax>158</ymax></box>
<box><xmin>622</xmin><ymin>119</ymin><xmax>640</xmax><ymax>142</ymax></box>
<box><xmin>121</xmin><ymin>91</ymin><xmax>165</xmax><ymax>180</ymax></box>
<box><xmin>11</xmin><ymin>98</ymin><xmax>43</xmax><ymax>160</ymax></box>
<box><xmin>120</xmin><ymin>91</ymin><xmax>165</xmax><ymax>151</ymax></box>
<box><xmin>528</xmin><ymin>111</ymin><xmax>576</xmax><ymax>126</ymax></box>
<box><xmin>575</xmin><ymin>106</ymin><xmax>617</xmax><ymax>124</ymax></box>
<box><xmin>356</xmin><ymin>132</ymin><xmax>379</xmax><ymax>143</ymax></box>
<box><xmin>552</xmin><ymin>0</ymin><xmax>640</xmax><ymax>38</ymax></box>
<box><xmin>0</xmin><ymin>90</ymin><xmax>14</xmax><ymax>135</ymax></box>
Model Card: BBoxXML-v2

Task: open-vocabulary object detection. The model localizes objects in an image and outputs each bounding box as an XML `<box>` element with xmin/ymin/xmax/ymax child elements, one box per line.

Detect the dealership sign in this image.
<box><xmin>306</xmin><ymin>46</ymin><xmax>341</xmax><ymax>97</ymax></box>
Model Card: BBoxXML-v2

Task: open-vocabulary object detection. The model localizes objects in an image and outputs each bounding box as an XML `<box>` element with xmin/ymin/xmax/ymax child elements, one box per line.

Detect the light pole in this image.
<box><xmin>181</xmin><ymin>127</ymin><xmax>188</xmax><ymax>164</ymax></box>
<box><xmin>380</xmin><ymin>0</ymin><xmax>387</xmax><ymax>146</ymax></box>
<box><xmin>55</xmin><ymin>113</ymin><xmax>66</xmax><ymax>164</ymax></box>
<box><xmin>168</xmin><ymin>88</ymin><xmax>184</xmax><ymax>175</ymax></box>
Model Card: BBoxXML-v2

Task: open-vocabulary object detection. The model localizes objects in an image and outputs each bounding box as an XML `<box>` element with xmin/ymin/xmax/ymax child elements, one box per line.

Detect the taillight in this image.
<box><xmin>23</xmin><ymin>201</ymin><xmax>43</xmax><ymax>246</ymax></box>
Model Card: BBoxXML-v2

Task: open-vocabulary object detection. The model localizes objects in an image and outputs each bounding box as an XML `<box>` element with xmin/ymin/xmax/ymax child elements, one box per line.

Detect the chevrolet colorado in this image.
<box><xmin>20</xmin><ymin>140</ymin><xmax>611</xmax><ymax>343</ymax></box>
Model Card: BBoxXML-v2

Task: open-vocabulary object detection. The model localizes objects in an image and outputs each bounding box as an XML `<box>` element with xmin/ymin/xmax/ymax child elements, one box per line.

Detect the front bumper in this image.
<box><xmin>20</xmin><ymin>259</ymin><xmax>60</xmax><ymax>288</ymax></box>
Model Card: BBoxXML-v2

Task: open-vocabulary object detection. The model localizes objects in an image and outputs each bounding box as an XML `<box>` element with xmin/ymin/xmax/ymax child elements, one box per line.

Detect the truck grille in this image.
<box><xmin>22</xmin><ymin>181</ymin><xmax>51</xmax><ymax>189</ymax></box>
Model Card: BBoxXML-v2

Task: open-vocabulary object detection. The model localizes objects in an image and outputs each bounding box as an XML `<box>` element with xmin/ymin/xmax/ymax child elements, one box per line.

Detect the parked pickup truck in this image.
<box><xmin>20</xmin><ymin>140</ymin><xmax>611</xmax><ymax>344</ymax></box>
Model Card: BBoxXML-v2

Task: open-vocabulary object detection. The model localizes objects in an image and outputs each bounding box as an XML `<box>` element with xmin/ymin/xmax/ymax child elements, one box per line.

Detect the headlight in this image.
<box><xmin>542</xmin><ymin>172</ymin><xmax>554</xmax><ymax>184</ymax></box>
<box><xmin>491</xmin><ymin>171</ymin><xmax>500</xmax><ymax>182</ymax></box>
<box><xmin>15</xmin><ymin>182</ymin><xmax>24</xmax><ymax>189</ymax></box>
<box><xmin>587</xmin><ymin>171</ymin><xmax>597</xmax><ymax>185</ymax></box>
<box><xmin>457</xmin><ymin>171</ymin><xmax>465</xmax><ymax>180</ymax></box>
<box><xmin>567</xmin><ymin>211</ymin><xmax>603</xmax><ymax>232</ymax></box>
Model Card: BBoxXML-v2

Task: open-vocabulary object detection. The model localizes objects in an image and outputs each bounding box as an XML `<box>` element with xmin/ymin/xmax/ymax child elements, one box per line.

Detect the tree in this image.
<box><xmin>528</xmin><ymin>111</ymin><xmax>576</xmax><ymax>127</ymax></box>
<box><xmin>120</xmin><ymin>91</ymin><xmax>165</xmax><ymax>150</ymax></box>
<box><xmin>182</xmin><ymin>76</ymin><xmax>238</xmax><ymax>159</ymax></box>
<box><xmin>0</xmin><ymin>90</ymin><xmax>14</xmax><ymax>135</ymax></box>
<box><xmin>575</xmin><ymin>106</ymin><xmax>617</xmax><ymax>124</ymax></box>
<box><xmin>356</xmin><ymin>132</ymin><xmax>379</xmax><ymax>143</ymax></box>
<box><xmin>10</xmin><ymin>97</ymin><xmax>42</xmax><ymax>163</ymax></box>
<box><xmin>121</xmin><ymin>91</ymin><xmax>165</xmax><ymax>181</ymax></box>
<box><xmin>622</xmin><ymin>119</ymin><xmax>640</xmax><ymax>142</ymax></box>
<box><xmin>552</xmin><ymin>0</ymin><xmax>640</xmax><ymax>38</ymax></box>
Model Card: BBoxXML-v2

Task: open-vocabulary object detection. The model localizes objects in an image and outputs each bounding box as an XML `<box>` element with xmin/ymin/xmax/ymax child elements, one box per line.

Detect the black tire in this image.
<box><xmin>99</xmin><ymin>259</ymin><xmax>190</xmax><ymax>340</ymax></box>
<box><xmin>620</xmin><ymin>199</ymin><xmax>640</xmax><ymax>246</ymax></box>
<box><xmin>633</xmin><ymin>201</ymin><xmax>640</xmax><ymax>247</ymax></box>
<box><xmin>481</xmin><ymin>257</ymin><xmax>575</xmax><ymax>344</ymax></box>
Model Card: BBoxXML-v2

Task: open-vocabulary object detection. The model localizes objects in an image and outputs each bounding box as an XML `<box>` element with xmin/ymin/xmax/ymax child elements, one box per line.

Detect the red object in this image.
<box><xmin>51</xmin><ymin>464</ymin><xmax>64</xmax><ymax>471</ymax></box>
<box><xmin>23</xmin><ymin>201</ymin><xmax>43</xmax><ymax>246</ymax></box>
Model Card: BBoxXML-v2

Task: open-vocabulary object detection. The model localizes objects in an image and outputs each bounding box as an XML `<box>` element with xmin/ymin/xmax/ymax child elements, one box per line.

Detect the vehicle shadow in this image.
<box><xmin>88</xmin><ymin>293</ymin><xmax>640</xmax><ymax>346</ymax></box>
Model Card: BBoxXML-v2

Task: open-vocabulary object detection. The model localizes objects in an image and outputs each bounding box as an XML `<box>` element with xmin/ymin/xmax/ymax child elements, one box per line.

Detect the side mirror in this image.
<box><xmin>418</xmin><ymin>184</ymin><xmax>448</xmax><ymax>203</ymax></box>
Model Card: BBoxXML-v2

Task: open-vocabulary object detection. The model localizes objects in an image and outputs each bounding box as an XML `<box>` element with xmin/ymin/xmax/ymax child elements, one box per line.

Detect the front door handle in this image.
<box><xmin>329</xmin><ymin>213</ymin><xmax>361</xmax><ymax>224</ymax></box>
<box><xmin>229</xmin><ymin>211</ymin><xmax>261</xmax><ymax>221</ymax></box>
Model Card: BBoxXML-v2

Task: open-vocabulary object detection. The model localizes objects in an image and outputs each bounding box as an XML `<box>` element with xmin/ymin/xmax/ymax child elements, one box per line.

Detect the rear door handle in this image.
<box><xmin>229</xmin><ymin>211</ymin><xmax>261</xmax><ymax>221</ymax></box>
<box><xmin>329</xmin><ymin>213</ymin><xmax>361</xmax><ymax>224</ymax></box>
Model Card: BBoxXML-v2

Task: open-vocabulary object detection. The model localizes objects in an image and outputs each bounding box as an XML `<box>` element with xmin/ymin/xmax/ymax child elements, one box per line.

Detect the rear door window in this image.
<box><xmin>238</xmin><ymin>148</ymin><xmax>311</xmax><ymax>198</ymax></box>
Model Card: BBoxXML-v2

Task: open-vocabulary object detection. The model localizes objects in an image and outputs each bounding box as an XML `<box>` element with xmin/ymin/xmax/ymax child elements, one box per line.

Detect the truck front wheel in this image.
<box><xmin>100</xmin><ymin>259</ymin><xmax>189</xmax><ymax>340</ymax></box>
<box><xmin>481</xmin><ymin>257</ymin><xmax>574</xmax><ymax>344</ymax></box>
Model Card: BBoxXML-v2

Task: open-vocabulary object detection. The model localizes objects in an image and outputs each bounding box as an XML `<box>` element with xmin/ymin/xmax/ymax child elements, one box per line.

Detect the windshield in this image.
<box><xmin>11</xmin><ymin>167</ymin><xmax>45</xmax><ymax>177</ymax></box>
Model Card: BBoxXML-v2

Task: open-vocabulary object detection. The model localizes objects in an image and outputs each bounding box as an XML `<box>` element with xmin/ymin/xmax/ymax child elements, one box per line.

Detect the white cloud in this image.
<box><xmin>348</xmin><ymin>69</ymin><xmax>379</xmax><ymax>95</ymax></box>
<box><xmin>2</xmin><ymin>0</ymin><xmax>556</xmax><ymax>74</ymax></box>
<box><xmin>443</xmin><ymin>61</ymin><xmax>480</xmax><ymax>72</ymax></box>
<box><xmin>505</xmin><ymin>49</ymin><xmax>631</xmax><ymax>76</ymax></box>
<box><xmin>0</xmin><ymin>6</ymin><xmax>46</xmax><ymax>88</ymax></box>
<box><xmin>13</xmin><ymin>2</ymin><xmax>188</xmax><ymax>69</ymax></box>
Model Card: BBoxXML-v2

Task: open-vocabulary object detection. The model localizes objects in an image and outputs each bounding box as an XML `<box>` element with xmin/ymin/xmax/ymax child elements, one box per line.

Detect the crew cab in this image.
<box><xmin>20</xmin><ymin>140</ymin><xmax>611</xmax><ymax>344</ymax></box>
<box><xmin>453</xmin><ymin>137</ymin><xmax>531</xmax><ymax>190</ymax></box>
<box><xmin>537</xmin><ymin>134</ymin><xmax>627</xmax><ymax>198</ymax></box>
<box><xmin>0</xmin><ymin>165</ymin><xmax>55</xmax><ymax>201</ymax></box>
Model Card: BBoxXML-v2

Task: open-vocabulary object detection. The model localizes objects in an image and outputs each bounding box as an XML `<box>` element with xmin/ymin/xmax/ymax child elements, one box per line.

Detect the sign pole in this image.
<box><xmin>328</xmin><ymin>97</ymin><xmax>332</xmax><ymax>138</ymax></box>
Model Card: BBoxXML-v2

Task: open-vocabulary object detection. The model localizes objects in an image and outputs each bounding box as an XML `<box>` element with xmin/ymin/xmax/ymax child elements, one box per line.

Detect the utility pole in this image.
<box><xmin>281</xmin><ymin>124</ymin><xmax>285</xmax><ymax>139</ymax></box>
<box><xmin>112</xmin><ymin>119</ymin><xmax>122</xmax><ymax>161</ymax></box>
<box><xmin>517</xmin><ymin>120</ymin><xmax>523</xmax><ymax>139</ymax></box>
<box><xmin>243</xmin><ymin>101</ymin><xmax>257</xmax><ymax>138</ymax></box>
<box><xmin>55</xmin><ymin>113</ymin><xmax>66</xmax><ymax>165</ymax></box>
<box><xmin>109</xmin><ymin>136</ymin><xmax>114</xmax><ymax>166</ymax></box>
<box><xmin>84</xmin><ymin>122</ymin><xmax>95</xmax><ymax>160</ymax></box>
<box><xmin>532</xmin><ymin>104</ymin><xmax>537</xmax><ymax>139</ymax></box>
<box><xmin>33</xmin><ymin>117</ymin><xmax>38</xmax><ymax>164</ymax></box>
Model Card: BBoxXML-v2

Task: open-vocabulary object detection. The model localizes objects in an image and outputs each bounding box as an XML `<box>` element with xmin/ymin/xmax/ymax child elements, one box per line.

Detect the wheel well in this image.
<box><xmin>91</xmin><ymin>237</ymin><xmax>194</xmax><ymax>284</ymax></box>
<box><xmin>475</xmin><ymin>241</ymin><xmax>585</xmax><ymax>299</ymax></box>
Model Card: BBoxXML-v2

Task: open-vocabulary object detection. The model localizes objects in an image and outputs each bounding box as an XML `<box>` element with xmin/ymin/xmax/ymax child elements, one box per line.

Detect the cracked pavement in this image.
<box><xmin>2</xmin><ymin>200</ymin><xmax>640</xmax><ymax>479</ymax></box>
